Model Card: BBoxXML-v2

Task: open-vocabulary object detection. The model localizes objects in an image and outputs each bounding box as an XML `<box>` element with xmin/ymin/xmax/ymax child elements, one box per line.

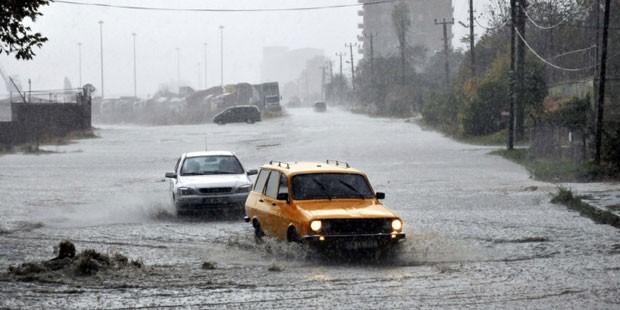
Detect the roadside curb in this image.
<box><xmin>552</xmin><ymin>190</ymin><xmax>620</xmax><ymax>229</ymax></box>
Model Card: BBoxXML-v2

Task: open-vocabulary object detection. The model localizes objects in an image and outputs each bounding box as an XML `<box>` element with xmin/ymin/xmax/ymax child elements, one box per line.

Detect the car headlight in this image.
<box><xmin>310</xmin><ymin>220</ymin><xmax>322</xmax><ymax>232</ymax></box>
<box><xmin>237</xmin><ymin>184</ymin><xmax>251</xmax><ymax>193</ymax></box>
<box><xmin>177</xmin><ymin>187</ymin><xmax>195</xmax><ymax>196</ymax></box>
<box><xmin>391</xmin><ymin>219</ymin><xmax>403</xmax><ymax>231</ymax></box>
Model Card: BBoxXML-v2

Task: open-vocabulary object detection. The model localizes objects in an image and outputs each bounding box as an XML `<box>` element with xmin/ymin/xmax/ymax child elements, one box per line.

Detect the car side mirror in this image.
<box><xmin>165</xmin><ymin>172</ymin><xmax>177</xmax><ymax>179</ymax></box>
<box><xmin>247</xmin><ymin>169</ymin><xmax>258</xmax><ymax>176</ymax></box>
<box><xmin>376</xmin><ymin>192</ymin><xmax>385</xmax><ymax>200</ymax></box>
<box><xmin>277</xmin><ymin>193</ymin><xmax>289</xmax><ymax>202</ymax></box>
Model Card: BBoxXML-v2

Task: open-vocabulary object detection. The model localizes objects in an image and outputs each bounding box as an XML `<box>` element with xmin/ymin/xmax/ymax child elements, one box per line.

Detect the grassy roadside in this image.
<box><xmin>551</xmin><ymin>187</ymin><xmax>620</xmax><ymax>228</ymax></box>
<box><xmin>490</xmin><ymin>149</ymin><xmax>607</xmax><ymax>182</ymax></box>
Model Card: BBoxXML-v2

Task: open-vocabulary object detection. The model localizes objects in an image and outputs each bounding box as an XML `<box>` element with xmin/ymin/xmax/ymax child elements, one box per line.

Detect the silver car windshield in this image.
<box><xmin>180</xmin><ymin>155</ymin><xmax>244</xmax><ymax>176</ymax></box>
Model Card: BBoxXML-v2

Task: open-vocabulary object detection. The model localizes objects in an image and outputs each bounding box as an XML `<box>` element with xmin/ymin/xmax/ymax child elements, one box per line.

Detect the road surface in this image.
<box><xmin>1</xmin><ymin>108</ymin><xmax>619</xmax><ymax>309</ymax></box>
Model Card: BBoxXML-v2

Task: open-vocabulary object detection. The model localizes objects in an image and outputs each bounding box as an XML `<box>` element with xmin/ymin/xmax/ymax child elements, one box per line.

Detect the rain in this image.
<box><xmin>1</xmin><ymin>0</ymin><xmax>619</xmax><ymax>309</ymax></box>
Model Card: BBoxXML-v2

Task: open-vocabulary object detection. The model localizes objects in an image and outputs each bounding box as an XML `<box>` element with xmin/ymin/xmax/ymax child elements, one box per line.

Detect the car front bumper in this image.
<box><xmin>175</xmin><ymin>192</ymin><xmax>248</xmax><ymax>210</ymax></box>
<box><xmin>301</xmin><ymin>232</ymin><xmax>406</xmax><ymax>249</ymax></box>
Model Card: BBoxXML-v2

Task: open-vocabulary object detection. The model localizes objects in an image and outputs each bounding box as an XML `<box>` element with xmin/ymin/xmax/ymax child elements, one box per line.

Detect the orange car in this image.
<box><xmin>244</xmin><ymin>161</ymin><xmax>405</xmax><ymax>250</ymax></box>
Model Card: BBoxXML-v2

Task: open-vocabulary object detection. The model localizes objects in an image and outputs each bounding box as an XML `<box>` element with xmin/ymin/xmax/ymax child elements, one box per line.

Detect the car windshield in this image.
<box><xmin>292</xmin><ymin>173</ymin><xmax>374</xmax><ymax>200</ymax></box>
<box><xmin>180</xmin><ymin>155</ymin><xmax>244</xmax><ymax>176</ymax></box>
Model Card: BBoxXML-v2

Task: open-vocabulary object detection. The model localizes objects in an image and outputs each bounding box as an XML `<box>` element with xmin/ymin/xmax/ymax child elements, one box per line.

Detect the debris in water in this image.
<box><xmin>201</xmin><ymin>261</ymin><xmax>217</xmax><ymax>270</ymax></box>
<box><xmin>5</xmin><ymin>240</ymin><xmax>143</xmax><ymax>281</ymax></box>
<box><xmin>268</xmin><ymin>263</ymin><xmax>284</xmax><ymax>272</ymax></box>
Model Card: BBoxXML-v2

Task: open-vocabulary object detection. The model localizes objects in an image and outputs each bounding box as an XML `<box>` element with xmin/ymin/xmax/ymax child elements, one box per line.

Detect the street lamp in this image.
<box><xmin>98</xmin><ymin>20</ymin><xmax>104</xmax><ymax>98</ymax></box>
<box><xmin>219</xmin><ymin>25</ymin><xmax>224</xmax><ymax>89</ymax></box>
<box><xmin>203</xmin><ymin>42</ymin><xmax>208</xmax><ymax>89</ymax></box>
<box><xmin>176</xmin><ymin>47</ymin><xmax>181</xmax><ymax>87</ymax></box>
<box><xmin>132</xmin><ymin>33</ymin><xmax>137</xmax><ymax>98</ymax></box>
<box><xmin>77</xmin><ymin>42</ymin><xmax>82</xmax><ymax>88</ymax></box>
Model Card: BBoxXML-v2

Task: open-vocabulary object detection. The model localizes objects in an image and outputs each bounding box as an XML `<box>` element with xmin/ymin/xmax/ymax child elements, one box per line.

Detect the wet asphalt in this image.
<box><xmin>1</xmin><ymin>108</ymin><xmax>619</xmax><ymax>309</ymax></box>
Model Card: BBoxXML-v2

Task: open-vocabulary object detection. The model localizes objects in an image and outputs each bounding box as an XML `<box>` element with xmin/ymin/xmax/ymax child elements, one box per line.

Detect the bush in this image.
<box><xmin>421</xmin><ymin>92</ymin><xmax>460</xmax><ymax>132</ymax></box>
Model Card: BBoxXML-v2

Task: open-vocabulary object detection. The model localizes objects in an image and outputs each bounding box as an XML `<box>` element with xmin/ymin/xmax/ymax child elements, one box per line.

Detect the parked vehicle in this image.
<box><xmin>244</xmin><ymin>160</ymin><xmax>405</xmax><ymax>251</ymax></box>
<box><xmin>313</xmin><ymin>101</ymin><xmax>327</xmax><ymax>112</ymax></box>
<box><xmin>164</xmin><ymin>151</ymin><xmax>258</xmax><ymax>216</ymax></box>
<box><xmin>213</xmin><ymin>105</ymin><xmax>261</xmax><ymax>124</ymax></box>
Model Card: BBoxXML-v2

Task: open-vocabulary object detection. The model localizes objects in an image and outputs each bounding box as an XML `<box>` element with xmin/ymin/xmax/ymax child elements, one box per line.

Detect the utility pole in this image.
<box><xmin>336</xmin><ymin>52</ymin><xmax>344</xmax><ymax>77</ymax></box>
<box><xmin>516</xmin><ymin>0</ymin><xmax>527</xmax><ymax>141</ymax></box>
<box><xmin>595</xmin><ymin>0</ymin><xmax>611</xmax><ymax>165</ymax></box>
<box><xmin>77</xmin><ymin>42</ymin><xmax>82</xmax><ymax>88</ymax></box>
<box><xmin>434</xmin><ymin>18</ymin><xmax>454</xmax><ymax>90</ymax></box>
<box><xmin>132</xmin><ymin>33</ymin><xmax>137</xmax><ymax>98</ymax></box>
<box><xmin>219</xmin><ymin>25</ymin><xmax>224</xmax><ymax>89</ymax></box>
<box><xmin>98</xmin><ymin>20</ymin><xmax>104</xmax><ymax>98</ymax></box>
<box><xmin>204</xmin><ymin>43</ymin><xmax>208</xmax><ymax>89</ymax></box>
<box><xmin>321</xmin><ymin>65</ymin><xmax>326</xmax><ymax>100</ymax></box>
<box><xmin>468</xmin><ymin>0</ymin><xmax>476</xmax><ymax>77</ymax></box>
<box><xmin>367</xmin><ymin>33</ymin><xmax>375</xmax><ymax>84</ymax></box>
<box><xmin>508</xmin><ymin>0</ymin><xmax>517</xmax><ymax>150</ymax></box>
<box><xmin>345</xmin><ymin>43</ymin><xmax>356</xmax><ymax>90</ymax></box>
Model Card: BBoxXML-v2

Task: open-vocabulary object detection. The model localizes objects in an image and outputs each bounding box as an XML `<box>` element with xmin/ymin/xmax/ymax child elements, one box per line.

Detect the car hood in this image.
<box><xmin>177</xmin><ymin>174</ymin><xmax>250</xmax><ymax>188</ymax></box>
<box><xmin>295</xmin><ymin>199</ymin><xmax>398</xmax><ymax>220</ymax></box>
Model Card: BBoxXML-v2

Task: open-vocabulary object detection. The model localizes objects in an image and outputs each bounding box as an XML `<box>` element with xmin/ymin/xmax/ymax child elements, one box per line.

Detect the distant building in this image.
<box><xmin>358</xmin><ymin>0</ymin><xmax>453</xmax><ymax>59</ymax></box>
<box><xmin>260</xmin><ymin>47</ymin><xmax>324</xmax><ymax>84</ymax></box>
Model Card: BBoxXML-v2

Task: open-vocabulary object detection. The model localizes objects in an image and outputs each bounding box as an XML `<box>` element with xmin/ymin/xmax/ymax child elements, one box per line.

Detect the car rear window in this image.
<box><xmin>265</xmin><ymin>171</ymin><xmax>280</xmax><ymax>199</ymax></box>
<box><xmin>254</xmin><ymin>169</ymin><xmax>269</xmax><ymax>193</ymax></box>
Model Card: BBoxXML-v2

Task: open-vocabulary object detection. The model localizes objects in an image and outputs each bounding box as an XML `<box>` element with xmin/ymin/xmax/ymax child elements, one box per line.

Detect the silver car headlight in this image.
<box><xmin>237</xmin><ymin>184</ymin><xmax>251</xmax><ymax>193</ymax></box>
<box><xmin>177</xmin><ymin>187</ymin><xmax>196</xmax><ymax>196</ymax></box>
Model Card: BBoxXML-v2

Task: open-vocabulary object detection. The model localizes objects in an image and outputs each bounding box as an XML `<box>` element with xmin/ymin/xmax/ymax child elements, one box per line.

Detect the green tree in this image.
<box><xmin>462</xmin><ymin>52</ymin><xmax>547</xmax><ymax>136</ymax></box>
<box><xmin>0</xmin><ymin>0</ymin><xmax>51</xmax><ymax>60</ymax></box>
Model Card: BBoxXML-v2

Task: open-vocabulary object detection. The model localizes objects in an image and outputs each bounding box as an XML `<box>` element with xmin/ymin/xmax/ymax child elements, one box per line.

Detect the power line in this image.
<box><xmin>475</xmin><ymin>18</ymin><xmax>508</xmax><ymax>30</ymax></box>
<box><xmin>54</xmin><ymin>0</ymin><xmax>403</xmax><ymax>12</ymax></box>
<box><xmin>522</xmin><ymin>7</ymin><xmax>571</xmax><ymax>30</ymax></box>
<box><xmin>550</xmin><ymin>45</ymin><xmax>596</xmax><ymax>59</ymax></box>
<box><xmin>514</xmin><ymin>27</ymin><xmax>595</xmax><ymax>72</ymax></box>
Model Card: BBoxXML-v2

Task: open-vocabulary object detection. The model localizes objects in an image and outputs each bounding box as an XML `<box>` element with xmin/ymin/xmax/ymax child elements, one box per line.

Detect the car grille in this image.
<box><xmin>198</xmin><ymin>187</ymin><xmax>232</xmax><ymax>194</ymax></box>
<box><xmin>323</xmin><ymin>219</ymin><xmax>390</xmax><ymax>235</ymax></box>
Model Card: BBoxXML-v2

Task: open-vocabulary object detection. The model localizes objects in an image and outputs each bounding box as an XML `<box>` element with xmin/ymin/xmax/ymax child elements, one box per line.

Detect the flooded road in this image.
<box><xmin>1</xmin><ymin>108</ymin><xmax>619</xmax><ymax>309</ymax></box>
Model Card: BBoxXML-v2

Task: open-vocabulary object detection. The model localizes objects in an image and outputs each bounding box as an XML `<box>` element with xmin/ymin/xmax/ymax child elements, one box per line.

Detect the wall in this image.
<box><xmin>0</xmin><ymin>94</ymin><xmax>91</xmax><ymax>147</ymax></box>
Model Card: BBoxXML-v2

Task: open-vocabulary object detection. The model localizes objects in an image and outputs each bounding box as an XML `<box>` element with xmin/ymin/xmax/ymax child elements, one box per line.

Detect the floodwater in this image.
<box><xmin>1</xmin><ymin>108</ymin><xmax>619</xmax><ymax>309</ymax></box>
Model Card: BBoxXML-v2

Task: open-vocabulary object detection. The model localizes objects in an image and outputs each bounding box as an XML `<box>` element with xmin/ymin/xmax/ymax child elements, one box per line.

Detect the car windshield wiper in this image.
<box><xmin>182</xmin><ymin>172</ymin><xmax>204</xmax><ymax>176</ymax></box>
<box><xmin>310</xmin><ymin>178</ymin><xmax>332</xmax><ymax>200</ymax></box>
<box><xmin>337</xmin><ymin>180</ymin><xmax>365</xmax><ymax>199</ymax></box>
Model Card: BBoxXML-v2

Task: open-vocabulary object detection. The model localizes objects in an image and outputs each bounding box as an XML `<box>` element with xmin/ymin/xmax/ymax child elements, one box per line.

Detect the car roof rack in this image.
<box><xmin>325</xmin><ymin>159</ymin><xmax>350</xmax><ymax>168</ymax></box>
<box><xmin>269</xmin><ymin>160</ymin><xmax>290</xmax><ymax>169</ymax></box>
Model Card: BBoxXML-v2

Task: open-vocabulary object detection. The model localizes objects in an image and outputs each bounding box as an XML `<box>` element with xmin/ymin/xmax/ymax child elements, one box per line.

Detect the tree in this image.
<box><xmin>392</xmin><ymin>1</ymin><xmax>411</xmax><ymax>84</ymax></box>
<box><xmin>0</xmin><ymin>0</ymin><xmax>51</xmax><ymax>60</ymax></box>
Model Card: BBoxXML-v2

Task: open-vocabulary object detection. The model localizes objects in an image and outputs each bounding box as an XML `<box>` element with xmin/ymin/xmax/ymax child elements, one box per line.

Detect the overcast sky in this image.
<box><xmin>1</xmin><ymin>0</ymin><xmax>494</xmax><ymax>98</ymax></box>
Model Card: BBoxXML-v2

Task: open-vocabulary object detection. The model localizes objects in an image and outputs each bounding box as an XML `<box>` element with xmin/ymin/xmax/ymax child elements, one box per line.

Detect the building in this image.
<box><xmin>260</xmin><ymin>47</ymin><xmax>324</xmax><ymax>84</ymax></box>
<box><xmin>358</xmin><ymin>0</ymin><xmax>453</xmax><ymax>60</ymax></box>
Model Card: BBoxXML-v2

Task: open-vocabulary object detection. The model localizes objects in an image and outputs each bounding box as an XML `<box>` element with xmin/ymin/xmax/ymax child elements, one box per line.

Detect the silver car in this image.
<box><xmin>164</xmin><ymin>151</ymin><xmax>257</xmax><ymax>215</ymax></box>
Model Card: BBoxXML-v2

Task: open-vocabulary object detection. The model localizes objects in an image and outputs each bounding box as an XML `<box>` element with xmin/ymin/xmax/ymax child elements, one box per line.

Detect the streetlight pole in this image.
<box><xmin>98</xmin><ymin>20</ymin><xmax>104</xmax><ymax>98</ymax></box>
<box><xmin>77</xmin><ymin>42</ymin><xmax>82</xmax><ymax>88</ymax></box>
<box><xmin>219</xmin><ymin>25</ymin><xmax>224</xmax><ymax>89</ymax></box>
<box><xmin>176</xmin><ymin>47</ymin><xmax>181</xmax><ymax>87</ymax></box>
<box><xmin>132</xmin><ymin>33</ymin><xmax>137</xmax><ymax>98</ymax></box>
<box><xmin>203</xmin><ymin>42</ymin><xmax>208</xmax><ymax>89</ymax></box>
<box><xmin>197</xmin><ymin>62</ymin><xmax>202</xmax><ymax>89</ymax></box>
